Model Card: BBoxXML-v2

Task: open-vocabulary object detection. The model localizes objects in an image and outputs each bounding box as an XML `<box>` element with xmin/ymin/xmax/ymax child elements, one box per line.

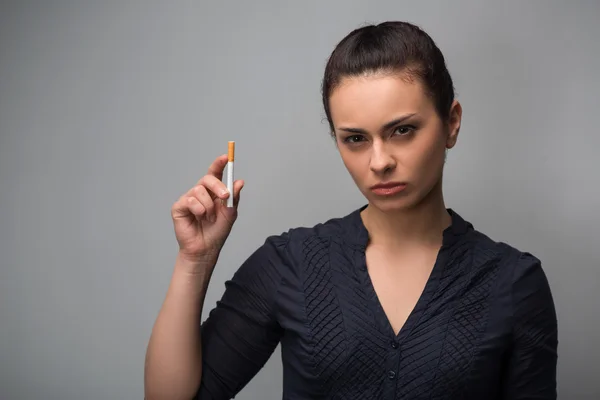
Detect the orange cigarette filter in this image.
<box><xmin>228</xmin><ymin>141</ymin><xmax>235</xmax><ymax>162</ymax></box>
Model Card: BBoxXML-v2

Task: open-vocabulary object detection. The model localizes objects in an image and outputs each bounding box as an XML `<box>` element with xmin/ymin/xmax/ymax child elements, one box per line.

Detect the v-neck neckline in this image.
<box><xmin>359</xmin><ymin>243</ymin><xmax>448</xmax><ymax>341</ymax></box>
<box><xmin>347</xmin><ymin>204</ymin><xmax>469</xmax><ymax>342</ymax></box>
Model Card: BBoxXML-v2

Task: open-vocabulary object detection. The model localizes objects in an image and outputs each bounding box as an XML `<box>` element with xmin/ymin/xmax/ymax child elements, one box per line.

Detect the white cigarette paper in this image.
<box><xmin>227</xmin><ymin>141</ymin><xmax>235</xmax><ymax>207</ymax></box>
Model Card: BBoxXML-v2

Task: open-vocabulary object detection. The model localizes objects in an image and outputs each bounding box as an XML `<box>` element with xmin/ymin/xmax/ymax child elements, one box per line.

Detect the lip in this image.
<box><xmin>369</xmin><ymin>181</ymin><xmax>407</xmax><ymax>196</ymax></box>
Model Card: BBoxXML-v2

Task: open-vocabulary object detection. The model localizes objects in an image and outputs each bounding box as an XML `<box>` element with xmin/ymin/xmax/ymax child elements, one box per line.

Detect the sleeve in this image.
<box><xmin>502</xmin><ymin>252</ymin><xmax>558</xmax><ymax>400</ymax></box>
<box><xmin>194</xmin><ymin>233</ymin><xmax>289</xmax><ymax>400</ymax></box>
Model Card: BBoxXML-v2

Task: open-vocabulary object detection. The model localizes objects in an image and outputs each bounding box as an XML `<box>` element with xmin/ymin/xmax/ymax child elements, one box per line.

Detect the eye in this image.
<box><xmin>393</xmin><ymin>125</ymin><xmax>416</xmax><ymax>136</ymax></box>
<box><xmin>343</xmin><ymin>135</ymin><xmax>366</xmax><ymax>144</ymax></box>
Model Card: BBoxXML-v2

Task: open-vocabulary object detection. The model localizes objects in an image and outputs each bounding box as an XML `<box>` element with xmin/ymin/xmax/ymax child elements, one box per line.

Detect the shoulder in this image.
<box><xmin>463</xmin><ymin>227</ymin><xmax>556</xmax><ymax>336</ymax></box>
<box><xmin>473</xmin><ymin>236</ymin><xmax>557</xmax><ymax>339</ymax></box>
<box><xmin>262</xmin><ymin>207</ymin><xmax>360</xmax><ymax>253</ymax></box>
<box><xmin>465</xmin><ymin>226</ymin><xmax>554</xmax><ymax>311</ymax></box>
<box><xmin>257</xmin><ymin>210</ymin><xmax>360</xmax><ymax>266</ymax></box>
<box><xmin>465</xmin><ymin>225</ymin><xmax>542</xmax><ymax>274</ymax></box>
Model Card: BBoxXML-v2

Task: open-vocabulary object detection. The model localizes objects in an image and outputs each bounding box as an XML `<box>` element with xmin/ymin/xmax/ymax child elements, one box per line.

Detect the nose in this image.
<box><xmin>369</xmin><ymin>141</ymin><xmax>396</xmax><ymax>175</ymax></box>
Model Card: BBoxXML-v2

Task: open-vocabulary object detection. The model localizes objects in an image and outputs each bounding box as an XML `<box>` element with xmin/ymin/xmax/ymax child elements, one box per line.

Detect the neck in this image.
<box><xmin>361</xmin><ymin>181</ymin><xmax>451</xmax><ymax>250</ymax></box>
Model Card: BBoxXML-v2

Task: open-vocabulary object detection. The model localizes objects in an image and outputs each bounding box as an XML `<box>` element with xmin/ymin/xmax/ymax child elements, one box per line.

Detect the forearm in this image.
<box><xmin>144</xmin><ymin>253</ymin><xmax>216</xmax><ymax>400</ymax></box>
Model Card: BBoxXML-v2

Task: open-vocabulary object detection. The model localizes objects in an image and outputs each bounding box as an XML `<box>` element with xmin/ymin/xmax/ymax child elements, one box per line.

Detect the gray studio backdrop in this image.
<box><xmin>1</xmin><ymin>1</ymin><xmax>598</xmax><ymax>399</ymax></box>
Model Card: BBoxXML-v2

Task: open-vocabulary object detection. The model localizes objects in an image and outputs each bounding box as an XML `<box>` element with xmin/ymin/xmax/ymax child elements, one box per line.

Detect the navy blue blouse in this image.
<box><xmin>196</xmin><ymin>206</ymin><xmax>558</xmax><ymax>399</ymax></box>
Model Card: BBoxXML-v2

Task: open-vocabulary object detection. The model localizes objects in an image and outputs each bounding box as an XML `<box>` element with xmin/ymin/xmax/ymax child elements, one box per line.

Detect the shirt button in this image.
<box><xmin>388</xmin><ymin>370</ymin><xmax>396</xmax><ymax>380</ymax></box>
<box><xmin>391</xmin><ymin>341</ymin><xmax>399</xmax><ymax>349</ymax></box>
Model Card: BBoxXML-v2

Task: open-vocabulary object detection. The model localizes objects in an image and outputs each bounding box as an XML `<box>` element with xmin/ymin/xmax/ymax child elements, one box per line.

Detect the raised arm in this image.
<box><xmin>145</xmin><ymin>154</ymin><xmax>246</xmax><ymax>400</ymax></box>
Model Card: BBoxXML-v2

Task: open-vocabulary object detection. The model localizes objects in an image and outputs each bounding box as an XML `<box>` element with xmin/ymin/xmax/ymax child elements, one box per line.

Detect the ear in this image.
<box><xmin>446</xmin><ymin>100</ymin><xmax>462</xmax><ymax>149</ymax></box>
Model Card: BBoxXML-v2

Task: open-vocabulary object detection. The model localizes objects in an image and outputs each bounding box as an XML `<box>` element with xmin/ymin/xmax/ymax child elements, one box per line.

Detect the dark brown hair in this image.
<box><xmin>321</xmin><ymin>21</ymin><xmax>455</xmax><ymax>135</ymax></box>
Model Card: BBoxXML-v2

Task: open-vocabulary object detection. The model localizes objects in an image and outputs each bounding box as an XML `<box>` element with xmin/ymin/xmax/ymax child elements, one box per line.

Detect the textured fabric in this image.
<box><xmin>195</xmin><ymin>205</ymin><xmax>558</xmax><ymax>399</ymax></box>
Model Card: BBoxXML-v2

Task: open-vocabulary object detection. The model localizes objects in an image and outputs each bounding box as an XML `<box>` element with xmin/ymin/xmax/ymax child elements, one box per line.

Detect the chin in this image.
<box><xmin>365</xmin><ymin>194</ymin><xmax>415</xmax><ymax>213</ymax></box>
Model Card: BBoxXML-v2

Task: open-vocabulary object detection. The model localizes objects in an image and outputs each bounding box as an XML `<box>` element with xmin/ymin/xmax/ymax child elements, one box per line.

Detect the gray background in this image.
<box><xmin>1</xmin><ymin>1</ymin><xmax>598</xmax><ymax>399</ymax></box>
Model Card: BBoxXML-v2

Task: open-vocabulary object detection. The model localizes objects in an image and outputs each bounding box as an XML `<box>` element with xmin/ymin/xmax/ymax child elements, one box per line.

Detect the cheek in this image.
<box><xmin>410</xmin><ymin>136</ymin><xmax>446</xmax><ymax>178</ymax></box>
<box><xmin>339</xmin><ymin>148</ymin><xmax>368</xmax><ymax>181</ymax></box>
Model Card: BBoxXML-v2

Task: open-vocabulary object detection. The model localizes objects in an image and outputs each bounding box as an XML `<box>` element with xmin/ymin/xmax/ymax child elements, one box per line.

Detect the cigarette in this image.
<box><xmin>226</xmin><ymin>141</ymin><xmax>235</xmax><ymax>207</ymax></box>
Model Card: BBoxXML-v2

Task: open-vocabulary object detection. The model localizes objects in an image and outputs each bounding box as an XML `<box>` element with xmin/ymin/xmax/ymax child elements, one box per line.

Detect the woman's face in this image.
<box><xmin>329</xmin><ymin>73</ymin><xmax>461</xmax><ymax>213</ymax></box>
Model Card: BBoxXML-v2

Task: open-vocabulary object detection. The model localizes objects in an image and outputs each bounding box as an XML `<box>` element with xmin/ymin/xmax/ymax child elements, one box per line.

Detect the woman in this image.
<box><xmin>145</xmin><ymin>21</ymin><xmax>558</xmax><ymax>399</ymax></box>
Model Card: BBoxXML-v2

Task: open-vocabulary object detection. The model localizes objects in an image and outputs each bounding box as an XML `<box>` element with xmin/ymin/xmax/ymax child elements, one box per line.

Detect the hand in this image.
<box><xmin>171</xmin><ymin>154</ymin><xmax>244</xmax><ymax>267</ymax></box>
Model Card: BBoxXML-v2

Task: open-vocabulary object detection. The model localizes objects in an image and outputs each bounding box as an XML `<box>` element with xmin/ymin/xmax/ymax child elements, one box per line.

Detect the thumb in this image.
<box><xmin>232</xmin><ymin>179</ymin><xmax>244</xmax><ymax>208</ymax></box>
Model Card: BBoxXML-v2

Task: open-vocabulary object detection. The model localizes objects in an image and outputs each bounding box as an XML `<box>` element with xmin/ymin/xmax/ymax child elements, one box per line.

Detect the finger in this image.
<box><xmin>199</xmin><ymin>174</ymin><xmax>230</xmax><ymax>200</ymax></box>
<box><xmin>192</xmin><ymin>185</ymin><xmax>216</xmax><ymax>222</ymax></box>
<box><xmin>219</xmin><ymin>179</ymin><xmax>244</xmax><ymax>210</ymax></box>
<box><xmin>171</xmin><ymin>197</ymin><xmax>190</xmax><ymax>220</ymax></box>
<box><xmin>205</xmin><ymin>154</ymin><xmax>229</xmax><ymax>182</ymax></box>
<box><xmin>172</xmin><ymin>195</ymin><xmax>202</xmax><ymax>220</ymax></box>
<box><xmin>187</xmin><ymin>196</ymin><xmax>206</xmax><ymax>220</ymax></box>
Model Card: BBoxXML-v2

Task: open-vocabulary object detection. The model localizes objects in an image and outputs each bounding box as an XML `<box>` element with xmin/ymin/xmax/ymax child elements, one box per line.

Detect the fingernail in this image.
<box><xmin>221</xmin><ymin>189</ymin><xmax>229</xmax><ymax>196</ymax></box>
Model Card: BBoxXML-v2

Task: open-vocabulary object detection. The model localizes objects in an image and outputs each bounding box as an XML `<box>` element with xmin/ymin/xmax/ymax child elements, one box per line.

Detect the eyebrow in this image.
<box><xmin>337</xmin><ymin>113</ymin><xmax>417</xmax><ymax>135</ymax></box>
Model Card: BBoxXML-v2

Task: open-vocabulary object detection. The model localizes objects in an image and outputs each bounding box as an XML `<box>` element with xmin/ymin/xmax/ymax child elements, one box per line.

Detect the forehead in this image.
<box><xmin>329</xmin><ymin>73</ymin><xmax>433</xmax><ymax>127</ymax></box>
